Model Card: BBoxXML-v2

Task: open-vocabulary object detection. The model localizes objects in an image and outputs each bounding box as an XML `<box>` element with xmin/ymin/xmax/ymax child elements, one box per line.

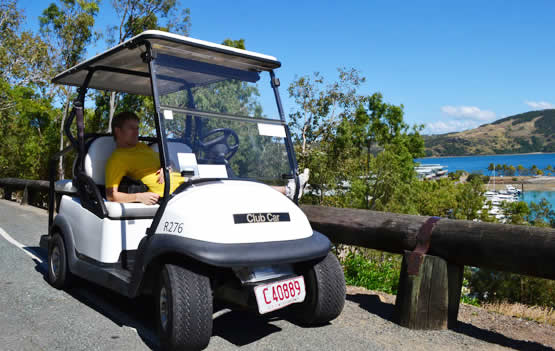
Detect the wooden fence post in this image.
<box><xmin>394</xmin><ymin>251</ymin><xmax>463</xmax><ymax>330</ymax></box>
<box><xmin>21</xmin><ymin>185</ymin><xmax>29</xmax><ymax>205</ymax></box>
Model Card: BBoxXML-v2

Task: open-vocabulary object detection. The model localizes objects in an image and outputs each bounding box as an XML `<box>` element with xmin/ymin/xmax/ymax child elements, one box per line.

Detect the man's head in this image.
<box><xmin>112</xmin><ymin>112</ymin><xmax>139</xmax><ymax>148</ymax></box>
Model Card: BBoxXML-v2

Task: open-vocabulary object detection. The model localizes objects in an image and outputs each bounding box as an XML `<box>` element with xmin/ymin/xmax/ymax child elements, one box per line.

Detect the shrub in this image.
<box><xmin>341</xmin><ymin>248</ymin><xmax>401</xmax><ymax>295</ymax></box>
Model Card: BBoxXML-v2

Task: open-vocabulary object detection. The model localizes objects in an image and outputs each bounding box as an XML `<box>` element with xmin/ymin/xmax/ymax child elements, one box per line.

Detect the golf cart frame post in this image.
<box><xmin>48</xmin><ymin>35</ymin><xmax>302</xmax><ymax>236</ymax></box>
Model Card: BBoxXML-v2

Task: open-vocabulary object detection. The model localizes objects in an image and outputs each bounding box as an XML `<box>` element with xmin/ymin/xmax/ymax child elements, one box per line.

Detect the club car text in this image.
<box><xmin>233</xmin><ymin>212</ymin><xmax>291</xmax><ymax>224</ymax></box>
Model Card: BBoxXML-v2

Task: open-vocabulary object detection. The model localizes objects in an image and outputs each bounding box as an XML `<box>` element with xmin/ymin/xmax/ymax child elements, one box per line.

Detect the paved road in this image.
<box><xmin>0</xmin><ymin>199</ymin><xmax>544</xmax><ymax>351</ymax></box>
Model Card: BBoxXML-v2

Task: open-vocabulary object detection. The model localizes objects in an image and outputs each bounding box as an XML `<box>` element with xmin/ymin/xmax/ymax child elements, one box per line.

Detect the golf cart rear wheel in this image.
<box><xmin>47</xmin><ymin>233</ymin><xmax>72</xmax><ymax>289</ymax></box>
<box><xmin>157</xmin><ymin>264</ymin><xmax>213</xmax><ymax>351</ymax></box>
<box><xmin>294</xmin><ymin>252</ymin><xmax>346</xmax><ymax>325</ymax></box>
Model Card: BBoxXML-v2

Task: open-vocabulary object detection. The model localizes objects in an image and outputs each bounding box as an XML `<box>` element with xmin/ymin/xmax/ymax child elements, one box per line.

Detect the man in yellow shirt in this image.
<box><xmin>105</xmin><ymin>112</ymin><xmax>184</xmax><ymax>205</ymax></box>
<box><xmin>106</xmin><ymin>112</ymin><xmax>310</xmax><ymax>205</ymax></box>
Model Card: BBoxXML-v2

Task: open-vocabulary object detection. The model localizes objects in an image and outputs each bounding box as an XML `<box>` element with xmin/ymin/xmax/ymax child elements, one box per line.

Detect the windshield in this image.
<box><xmin>152</xmin><ymin>53</ymin><xmax>293</xmax><ymax>184</ymax></box>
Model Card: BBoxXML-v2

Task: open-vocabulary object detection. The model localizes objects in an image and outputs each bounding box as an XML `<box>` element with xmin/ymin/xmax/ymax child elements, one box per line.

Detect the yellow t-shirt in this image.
<box><xmin>105</xmin><ymin>142</ymin><xmax>184</xmax><ymax>197</ymax></box>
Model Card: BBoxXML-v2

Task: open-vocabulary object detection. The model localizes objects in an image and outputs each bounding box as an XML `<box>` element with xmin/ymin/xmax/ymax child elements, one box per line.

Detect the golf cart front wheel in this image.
<box><xmin>294</xmin><ymin>252</ymin><xmax>346</xmax><ymax>325</ymax></box>
<box><xmin>157</xmin><ymin>264</ymin><xmax>213</xmax><ymax>351</ymax></box>
<box><xmin>47</xmin><ymin>233</ymin><xmax>72</xmax><ymax>289</ymax></box>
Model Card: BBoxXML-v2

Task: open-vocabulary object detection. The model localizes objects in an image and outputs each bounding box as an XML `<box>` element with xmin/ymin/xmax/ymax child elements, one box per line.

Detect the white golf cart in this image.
<box><xmin>42</xmin><ymin>30</ymin><xmax>345</xmax><ymax>351</ymax></box>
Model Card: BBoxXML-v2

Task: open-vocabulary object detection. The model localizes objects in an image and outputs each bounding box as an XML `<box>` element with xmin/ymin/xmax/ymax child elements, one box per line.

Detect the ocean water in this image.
<box><xmin>521</xmin><ymin>191</ymin><xmax>555</xmax><ymax>208</ymax></box>
<box><xmin>415</xmin><ymin>153</ymin><xmax>555</xmax><ymax>174</ymax></box>
<box><xmin>415</xmin><ymin>153</ymin><xmax>555</xmax><ymax>210</ymax></box>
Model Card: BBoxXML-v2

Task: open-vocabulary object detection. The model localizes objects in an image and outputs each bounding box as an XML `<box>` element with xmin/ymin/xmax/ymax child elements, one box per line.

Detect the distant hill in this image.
<box><xmin>424</xmin><ymin>109</ymin><xmax>555</xmax><ymax>156</ymax></box>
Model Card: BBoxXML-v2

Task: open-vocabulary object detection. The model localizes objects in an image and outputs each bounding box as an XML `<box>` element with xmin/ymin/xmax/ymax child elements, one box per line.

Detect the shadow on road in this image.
<box><xmin>29</xmin><ymin>245</ymin><xmax>160</xmax><ymax>350</ymax></box>
<box><xmin>347</xmin><ymin>292</ymin><xmax>553</xmax><ymax>351</ymax></box>
<box><xmin>29</xmin><ymin>246</ymin><xmax>294</xmax><ymax>349</ymax></box>
<box><xmin>452</xmin><ymin>322</ymin><xmax>554</xmax><ymax>351</ymax></box>
<box><xmin>346</xmin><ymin>293</ymin><xmax>395</xmax><ymax>322</ymax></box>
<box><xmin>212</xmin><ymin>309</ymin><xmax>282</xmax><ymax>346</ymax></box>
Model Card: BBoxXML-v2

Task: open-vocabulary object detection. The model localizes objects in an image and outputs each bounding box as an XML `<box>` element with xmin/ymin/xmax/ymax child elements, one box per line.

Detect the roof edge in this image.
<box><xmin>52</xmin><ymin>30</ymin><xmax>281</xmax><ymax>85</ymax></box>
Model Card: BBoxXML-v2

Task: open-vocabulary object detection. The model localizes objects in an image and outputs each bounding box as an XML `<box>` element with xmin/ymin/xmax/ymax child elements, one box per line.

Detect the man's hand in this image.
<box><xmin>135</xmin><ymin>192</ymin><xmax>160</xmax><ymax>205</ymax></box>
<box><xmin>156</xmin><ymin>168</ymin><xmax>164</xmax><ymax>184</ymax></box>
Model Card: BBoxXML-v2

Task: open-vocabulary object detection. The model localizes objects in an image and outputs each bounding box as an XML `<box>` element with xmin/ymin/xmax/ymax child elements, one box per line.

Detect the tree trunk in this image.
<box><xmin>58</xmin><ymin>93</ymin><xmax>71</xmax><ymax>180</ymax></box>
<box><xmin>365</xmin><ymin>142</ymin><xmax>371</xmax><ymax>209</ymax></box>
<box><xmin>301</xmin><ymin>124</ymin><xmax>307</xmax><ymax>156</ymax></box>
<box><xmin>107</xmin><ymin>91</ymin><xmax>117</xmax><ymax>132</ymax></box>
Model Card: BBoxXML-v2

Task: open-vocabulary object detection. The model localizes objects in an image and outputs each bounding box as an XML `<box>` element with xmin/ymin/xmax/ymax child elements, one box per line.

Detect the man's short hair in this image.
<box><xmin>112</xmin><ymin>112</ymin><xmax>139</xmax><ymax>140</ymax></box>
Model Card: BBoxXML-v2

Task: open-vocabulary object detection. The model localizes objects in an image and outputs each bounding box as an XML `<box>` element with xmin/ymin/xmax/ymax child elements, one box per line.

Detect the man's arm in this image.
<box><xmin>106</xmin><ymin>187</ymin><xmax>160</xmax><ymax>205</ymax></box>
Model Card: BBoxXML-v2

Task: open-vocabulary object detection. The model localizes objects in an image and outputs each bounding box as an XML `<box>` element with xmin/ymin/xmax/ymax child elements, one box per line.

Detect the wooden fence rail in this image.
<box><xmin>2</xmin><ymin>178</ymin><xmax>554</xmax><ymax>330</ymax></box>
<box><xmin>0</xmin><ymin>178</ymin><xmax>49</xmax><ymax>205</ymax></box>
<box><xmin>301</xmin><ymin>205</ymin><xmax>555</xmax><ymax>280</ymax></box>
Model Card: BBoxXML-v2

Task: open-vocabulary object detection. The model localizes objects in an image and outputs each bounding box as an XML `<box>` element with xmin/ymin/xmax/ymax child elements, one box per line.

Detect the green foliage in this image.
<box><xmin>0</xmin><ymin>79</ymin><xmax>59</xmax><ymax>179</ymax></box>
<box><xmin>289</xmin><ymin>69</ymin><xmax>425</xmax><ymax>209</ymax></box>
<box><xmin>0</xmin><ymin>0</ymin><xmax>51</xmax><ymax>88</ymax></box>
<box><xmin>341</xmin><ymin>249</ymin><xmax>401</xmax><ymax>295</ymax></box>
<box><xmin>448</xmin><ymin>170</ymin><xmax>465</xmax><ymax>181</ymax></box>
<box><xmin>40</xmin><ymin>0</ymin><xmax>100</xmax><ymax>71</ymax></box>
<box><xmin>108</xmin><ymin>0</ymin><xmax>190</xmax><ymax>44</ymax></box>
<box><xmin>467</xmin><ymin>268</ymin><xmax>555</xmax><ymax>309</ymax></box>
<box><xmin>529</xmin><ymin>199</ymin><xmax>555</xmax><ymax>227</ymax></box>
<box><xmin>502</xmin><ymin>201</ymin><xmax>531</xmax><ymax>225</ymax></box>
<box><xmin>467</xmin><ymin>172</ymin><xmax>489</xmax><ymax>183</ymax></box>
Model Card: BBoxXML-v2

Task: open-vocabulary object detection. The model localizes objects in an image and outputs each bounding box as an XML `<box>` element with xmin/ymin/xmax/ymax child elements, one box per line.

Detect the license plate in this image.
<box><xmin>254</xmin><ymin>276</ymin><xmax>306</xmax><ymax>314</ymax></box>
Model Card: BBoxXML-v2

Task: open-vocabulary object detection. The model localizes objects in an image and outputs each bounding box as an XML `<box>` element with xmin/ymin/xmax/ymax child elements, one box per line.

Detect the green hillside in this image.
<box><xmin>424</xmin><ymin>109</ymin><xmax>555</xmax><ymax>156</ymax></box>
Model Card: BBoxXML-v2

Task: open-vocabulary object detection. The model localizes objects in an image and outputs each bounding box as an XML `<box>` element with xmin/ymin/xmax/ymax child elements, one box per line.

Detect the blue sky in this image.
<box><xmin>19</xmin><ymin>0</ymin><xmax>555</xmax><ymax>134</ymax></box>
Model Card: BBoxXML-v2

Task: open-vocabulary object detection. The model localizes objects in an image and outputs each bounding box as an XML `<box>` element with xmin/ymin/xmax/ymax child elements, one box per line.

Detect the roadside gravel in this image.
<box><xmin>347</xmin><ymin>286</ymin><xmax>555</xmax><ymax>350</ymax></box>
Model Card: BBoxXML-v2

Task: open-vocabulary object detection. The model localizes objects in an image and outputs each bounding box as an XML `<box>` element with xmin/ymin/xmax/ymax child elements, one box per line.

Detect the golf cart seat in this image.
<box><xmin>84</xmin><ymin>136</ymin><xmax>159</xmax><ymax>219</ymax></box>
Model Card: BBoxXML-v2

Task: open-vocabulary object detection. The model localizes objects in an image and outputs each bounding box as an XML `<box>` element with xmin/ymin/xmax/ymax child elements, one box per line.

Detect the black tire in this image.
<box><xmin>157</xmin><ymin>264</ymin><xmax>213</xmax><ymax>351</ymax></box>
<box><xmin>47</xmin><ymin>233</ymin><xmax>72</xmax><ymax>289</ymax></box>
<box><xmin>294</xmin><ymin>252</ymin><xmax>346</xmax><ymax>325</ymax></box>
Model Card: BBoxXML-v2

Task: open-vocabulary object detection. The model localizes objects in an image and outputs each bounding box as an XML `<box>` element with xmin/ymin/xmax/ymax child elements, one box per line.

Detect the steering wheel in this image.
<box><xmin>198</xmin><ymin>128</ymin><xmax>239</xmax><ymax>163</ymax></box>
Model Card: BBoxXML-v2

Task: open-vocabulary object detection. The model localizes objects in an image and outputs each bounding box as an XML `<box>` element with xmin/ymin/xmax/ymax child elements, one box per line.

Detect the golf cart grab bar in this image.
<box><xmin>159</xmin><ymin>105</ymin><xmax>286</xmax><ymax>125</ymax></box>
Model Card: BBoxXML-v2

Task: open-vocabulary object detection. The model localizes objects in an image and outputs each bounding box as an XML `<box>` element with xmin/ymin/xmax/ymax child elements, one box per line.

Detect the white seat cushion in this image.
<box><xmin>55</xmin><ymin>179</ymin><xmax>78</xmax><ymax>194</ymax></box>
<box><xmin>84</xmin><ymin>136</ymin><xmax>117</xmax><ymax>185</ymax></box>
<box><xmin>104</xmin><ymin>201</ymin><xmax>159</xmax><ymax>218</ymax></box>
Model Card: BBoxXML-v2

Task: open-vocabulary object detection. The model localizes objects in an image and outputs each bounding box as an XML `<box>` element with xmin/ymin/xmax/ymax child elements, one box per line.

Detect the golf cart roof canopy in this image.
<box><xmin>51</xmin><ymin>30</ymin><xmax>281</xmax><ymax>96</ymax></box>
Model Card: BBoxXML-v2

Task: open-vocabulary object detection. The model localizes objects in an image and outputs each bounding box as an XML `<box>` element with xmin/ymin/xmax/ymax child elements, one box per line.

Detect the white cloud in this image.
<box><xmin>441</xmin><ymin>105</ymin><xmax>496</xmax><ymax>121</ymax></box>
<box><xmin>525</xmin><ymin>101</ymin><xmax>554</xmax><ymax>110</ymax></box>
<box><xmin>425</xmin><ymin>120</ymin><xmax>480</xmax><ymax>134</ymax></box>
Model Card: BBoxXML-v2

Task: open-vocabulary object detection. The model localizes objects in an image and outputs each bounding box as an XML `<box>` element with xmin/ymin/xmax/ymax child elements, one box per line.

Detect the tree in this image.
<box><xmin>288</xmin><ymin>68</ymin><xmax>366</xmax><ymax>159</ymax></box>
<box><xmin>452</xmin><ymin>176</ymin><xmax>485</xmax><ymax>220</ymax></box>
<box><xmin>488</xmin><ymin>163</ymin><xmax>494</xmax><ymax>172</ymax></box>
<box><xmin>335</xmin><ymin>93</ymin><xmax>424</xmax><ymax>209</ymax></box>
<box><xmin>288</xmin><ymin>68</ymin><xmax>368</xmax><ymax>204</ymax></box>
<box><xmin>502</xmin><ymin>201</ymin><xmax>530</xmax><ymax>225</ymax></box>
<box><xmin>530</xmin><ymin>164</ymin><xmax>539</xmax><ymax>176</ymax></box>
<box><xmin>529</xmin><ymin>199</ymin><xmax>555</xmax><ymax>228</ymax></box>
<box><xmin>0</xmin><ymin>0</ymin><xmax>58</xmax><ymax>180</ymax></box>
<box><xmin>0</xmin><ymin>0</ymin><xmax>51</xmax><ymax>88</ymax></box>
<box><xmin>103</xmin><ymin>0</ymin><xmax>191</xmax><ymax>132</ymax></box>
<box><xmin>0</xmin><ymin>79</ymin><xmax>58</xmax><ymax>179</ymax></box>
<box><xmin>40</xmin><ymin>0</ymin><xmax>100</xmax><ymax>178</ymax></box>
